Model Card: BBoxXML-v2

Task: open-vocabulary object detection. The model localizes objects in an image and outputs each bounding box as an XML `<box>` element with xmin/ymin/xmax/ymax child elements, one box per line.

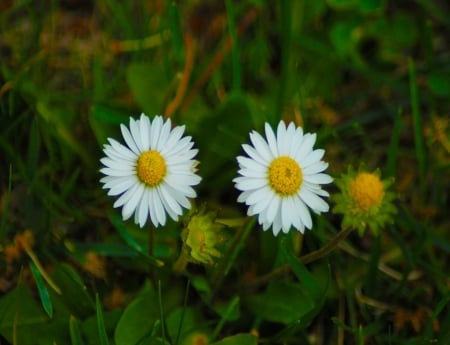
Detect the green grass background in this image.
<box><xmin>0</xmin><ymin>0</ymin><xmax>449</xmax><ymax>344</ymax></box>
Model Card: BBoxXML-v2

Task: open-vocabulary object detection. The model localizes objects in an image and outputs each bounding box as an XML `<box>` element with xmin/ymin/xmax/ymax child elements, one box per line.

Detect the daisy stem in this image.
<box><xmin>299</xmin><ymin>227</ymin><xmax>352</xmax><ymax>265</ymax></box>
<box><xmin>210</xmin><ymin>217</ymin><xmax>256</xmax><ymax>297</ymax></box>
<box><xmin>148</xmin><ymin>223</ymin><xmax>156</xmax><ymax>286</ymax></box>
<box><xmin>245</xmin><ymin>227</ymin><xmax>353</xmax><ymax>289</ymax></box>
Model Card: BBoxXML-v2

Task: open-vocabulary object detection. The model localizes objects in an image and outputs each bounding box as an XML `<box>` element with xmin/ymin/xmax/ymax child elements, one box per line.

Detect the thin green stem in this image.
<box><xmin>211</xmin><ymin>217</ymin><xmax>256</xmax><ymax>296</ymax></box>
<box><xmin>246</xmin><ymin>227</ymin><xmax>353</xmax><ymax>289</ymax></box>
<box><xmin>408</xmin><ymin>58</ymin><xmax>426</xmax><ymax>200</ymax></box>
<box><xmin>225</xmin><ymin>0</ymin><xmax>241</xmax><ymax>93</ymax></box>
<box><xmin>300</xmin><ymin>227</ymin><xmax>353</xmax><ymax>265</ymax></box>
<box><xmin>148</xmin><ymin>223</ymin><xmax>156</xmax><ymax>286</ymax></box>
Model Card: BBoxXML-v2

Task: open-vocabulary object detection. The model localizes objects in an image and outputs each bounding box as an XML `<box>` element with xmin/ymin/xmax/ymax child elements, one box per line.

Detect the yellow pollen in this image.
<box><xmin>349</xmin><ymin>172</ymin><xmax>385</xmax><ymax>212</ymax></box>
<box><xmin>268</xmin><ymin>156</ymin><xmax>302</xmax><ymax>196</ymax></box>
<box><xmin>137</xmin><ymin>150</ymin><xmax>167</xmax><ymax>187</ymax></box>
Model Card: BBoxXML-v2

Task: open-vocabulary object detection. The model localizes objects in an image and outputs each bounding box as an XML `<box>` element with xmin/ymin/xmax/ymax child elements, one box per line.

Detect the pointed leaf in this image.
<box><xmin>29</xmin><ymin>261</ymin><xmax>53</xmax><ymax>318</ymax></box>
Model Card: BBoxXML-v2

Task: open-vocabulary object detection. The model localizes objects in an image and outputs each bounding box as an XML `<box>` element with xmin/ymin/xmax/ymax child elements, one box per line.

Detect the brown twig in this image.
<box><xmin>164</xmin><ymin>32</ymin><xmax>196</xmax><ymax>118</ymax></box>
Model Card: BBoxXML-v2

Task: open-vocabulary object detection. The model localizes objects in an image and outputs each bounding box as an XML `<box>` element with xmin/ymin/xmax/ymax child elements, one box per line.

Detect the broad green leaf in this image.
<box><xmin>0</xmin><ymin>284</ymin><xmax>48</xmax><ymax>344</ymax></box>
<box><xmin>114</xmin><ymin>281</ymin><xmax>160</xmax><ymax>345</ymax></box>
<box><xmin>280</xmin><ymin>246</ymin><xmax>330</xmax><ymax>325</ymax></box>
<box><xmin>82</xmin><ymin>310</ymin><xmax>122</xmax><ymax>345</ymax></box>
<box><xmin>196</xmin><ymin>93</ymin><xmax>254</xmax><ymax>187</ymax></box>
<box><xmin>126</xmin><ymin>62</ymin><xmax>169</xmax><ymax>116</ymax></box>
<box><xmin>327</xmin><ymin>0</ymin><xmax>357</xmax><ymax>9</ymax></box>
<box><xmin>51</xmin><ymin>263</ymin><xmax>95</xmax><ymax>318</ymax></box>
<box><xmin>210</xmin><ymin>333</ymin><xmax>257</xmax><ymax>345</ymax></box>
<box><xmin>166</xmin><ymin>307</ymin><xmax>205</xmax><ymax>343</ymax></box>
<box><xmin>280</xmin><ymin>246</ymin><xmax>323</xmax><ymax>302</ymax></box>
<box><xmin>428</xmin><ymin>71</ymin><xmax>450</xmax><ymax>97</ymax></box>
<box><xmin>329</xmin><ymin>20</ymin><xmax>361</xmax><ymax>57</ymax></box>
<box><xmin>357</xmin><ymin>0</ymin><xmax>385</xmax><ymax>12</ymax></box>
<box><xmin>29</xmin><ymin>261</ymin><xmax>53</xmax><ymax>318</ymax></box>
<box><xmin>246</xmin><ymin>280</ymin><xmax>315</xmax><ymax>324</ymax></box>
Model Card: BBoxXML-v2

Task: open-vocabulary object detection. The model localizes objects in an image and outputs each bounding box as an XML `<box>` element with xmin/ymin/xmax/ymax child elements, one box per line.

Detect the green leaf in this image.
<box><xmin>211</xmin><ymin>297</ymin><xmax>240</xmax><ymax>341</ymax></box>
<box><xmin>210</xmin><ymin>333</ymin><xmax>257</xmax><ymax>345</ymax></box>
<box><xmin>36</xmin><ymin>102</ymin><xmax>94</xmax><ymax>167</ymax></box>
<box><xmin>0</xmin><ymin>284</ymin><xmax>48</xmax><ymax>344</ymax></box>
<box><xmin>70</xmin><ymin>315</ymin><xmax>85</xmax><ymax>345</ymax></box>
<box><xmin>96</xmin><ymin>294</ymin><xmax>110</xmax><ymax>345</ymax></box>
<box><xmin>329</xmin><ymin>20</ymin><xmax>360</xmax><ymax>57</ymax></box>
<box><xmin>166</xmin><ymin>307</ymin><xmax>204</xmax><ymax>343</ymax></box>
<box><xmin>280</xmin><ymin>246</ymin><xmax>325</xmax><ymax>303</ymax></box>
<box><xmin>89</xmin><ymin>105</ymin><xmax>130</xmax><ymax>146</ymax></box>
<box><xmin>357</xmin><ymin>0</ymin><xmax>385</xmax><ymax>12</ymax></box>
<box><xmin>327</xmin><ymin>0</ymin><xmax>357</xmax><ymax>10</ymax></box>
<box><xmin>197</xmin><ymin>93</ymin><xmax>254</xmax><ymax>186</ymax></box>
<box><xmin>29</xmin><ymin>261</ymin><xmax>53</xmax><ymax>318</ymax></box>
<box><xmin>114</xmin><ymin>281</ymin><xmax>160</xmax><ymax>345</ymax></box>
<box><xmin>126</xmin><ymin>62</ymin><xmax>169</xmax><ymax>116</ymax></box>
<box><xmin>428</xmin><ymin>71</ymin><xmax>450</xmax><ymax>97</ymax></box>
<box><xmin>51</xmin><ymin>263</ymin><xmax>95</xmax><ymax>318</ymax></box>
<box><xmin>109</xmin><ymin>211</ymin><xmax>163</xmax><ymax>267</ymax></box>
<box><xmin>246</xmin><ymin>280</ymin><xmax>315</xmax><ymax>324</ymax></box>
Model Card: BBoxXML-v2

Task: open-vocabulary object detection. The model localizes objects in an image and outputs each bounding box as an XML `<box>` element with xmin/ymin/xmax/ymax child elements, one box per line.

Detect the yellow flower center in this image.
<box><xmin>268</xmin><ymin>156</ymin><xmax>303</xmax><ymax>196</ymax></box>
<box><xmin>349</xmin><ymin>172</ymin><xmax>384</xmax><ymax>212</ymax></box>
<box><xmin>136</xmin><ymin>150</ymin><xmax>167</xmax><ymax>187</ymax></box>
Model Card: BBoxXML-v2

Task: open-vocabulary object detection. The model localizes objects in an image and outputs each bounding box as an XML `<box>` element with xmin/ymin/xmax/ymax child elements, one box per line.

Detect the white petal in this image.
<box><xmin>159</xmin><ymin>186</ymin><xmax>183</xmax><ymax>218</ymax></box>
<box><xmin>237</xmin><ymin>167</ymin><xmax>266</xmax><ymax>179</ymax></box>
<box><xmin>302</xmin><ymin>149</ymin><xmax>325</xmax><ymax>167</ymax></box>
<box><xmin>296</xmin><ymin>197</ymin><xmax>312</xmax><ymax>230</ymax></box>
<box><xmin>148</xmin><ymin>190</ymin><xmax>160</xmax><ymax>226</ymax></box>
<box><xmin>129</xmin><ymin>117</ymin><xmax>144</xmax><ymax>152</ymax></box>
<box><xmin>302</xmin><ymin>161</ymin><xmax>328</xmax><ymax>175</ymax></box>
<box><xmin>153</xmin><ymin>188</ymin><xmax>166</xmax><ymax>226</ymax></box>
<box><xmin>245</xmin><ymin>185</ymin><xmax>273</xmax><ymax>206</ymax></box>
<box><xmin>138</xmin><ymin>188</ymin><xmax>150</xmax><ymax>227</ymax></box>
<box><xmin>295</xmin><ymin>133</ymin><xmax>316</xmax><ymax>162</ymax></box>
<box><xmin>122</xmin><ymin>183</ymin><xmax>145</xmax><ymax>221</ymax></box>
<box><xmin>303</xmin><ymin>173</ymin><xmax>333</xmax><ymax>184</ymax></box>
<box><xmin>161</xmin><ymin>125</ymin><xmax>185</xmax><ymax>155</ymax></box>
<box><xmin>250</xmin><ymin>130</ymin><xmax>273</xmax><ymax>161</ymax></box>
<box><xmin>264</xmin><ymin>123</ymin><xmax>278</xmax><ymax>157</ymax></box>
<box><xmin>100</xmin><ymin>167</ymin><xmax>134</xmax><ymax>177</ymax></box>
<box><xmin>139</xmin><ymin>114</ymin><xmax>151</xmax><ymax>150</ymax></box>
<box><xmin>242</xmin><ymin>144</ymin><xmax>270</xmax><ymax>165</ymax></box>
<box><xmin>276</xmin><ymin>121</ymin><xmax>288</xmax><ymax>155</ymax></box>
<box><xmin>265</xmin><ymin>196</ymin><xmax>280</xmax><ymax>226</ymax></box>
<box><xmin>156</xmin><ymin>118</ymin><xmax>173</xmax><ymax>151</ymax></box>
<box><xmin>119</xmin><ymin>124</ymin><xmax>140</xmax><ymax>155</ymax></box>
<box><xmin>234</xmin><ymin>177</ymin><xmax>267</xmax><ymax>191</ymax></box>
<box><xmin>107</xmin><ymin>177</ymin><xmax>137</xmax><ymax>196</ymax></box>
<box><xmin>299</xmin><ymin>187</ymin><xmax>330</xmax><ymax>213</ymax></box>
<box><xmin>236</xmin><ymin>156</ymin><xmax>267</xmax><ymax>172</ymax></box>
<box><xmin>150</xmin><ymin>115</ymin><xmax>163</xmax><ymax>149</ymax></box>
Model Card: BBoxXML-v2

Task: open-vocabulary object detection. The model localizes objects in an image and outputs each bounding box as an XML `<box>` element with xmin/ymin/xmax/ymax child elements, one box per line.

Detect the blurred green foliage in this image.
<box><xmin>0</xmin><ymin>0</ymin><xmax>449</xmax><ymax>344</ymax></box>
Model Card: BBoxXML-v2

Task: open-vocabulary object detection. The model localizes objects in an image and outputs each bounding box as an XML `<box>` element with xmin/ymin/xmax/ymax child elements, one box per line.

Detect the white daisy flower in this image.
<box><xmin>233</xmin><ymin>120</ymin><xmax>333</xmax><ymax>236</ymax></box>
<box><xmin>100</xmin><ymin>114</ymin><xmax>202</xmax><ymax>228</ymax></box>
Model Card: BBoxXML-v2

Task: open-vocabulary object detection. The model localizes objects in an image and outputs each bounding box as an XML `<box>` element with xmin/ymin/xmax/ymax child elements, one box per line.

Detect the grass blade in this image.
<box><xmin>225</xmin><ymin>0</ymin><xmax>242</xmax><ymax>93</ymax></box>
<box><xmin>69</xmin><ymin>315</ymin><xmax>85</xmax><ymax>345</ymax></box>
<box><xmin>386</xmin><ymin>108</ymin><xmax>403</xmax><ymax>177</ymax></box>
<box><xmin>29</xmin><ymin>261</ymin><xmax>53</xmax><ymax>318</ymax></box>
<box><xmin>96</xmin><ymin>293</ymin><xmax>110</xmax><ymax>345</ymax></box>
<box><xmin>408</xmin><ymin>58</ymin><xmax>426</xmax><ymax>199</ymax></box>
